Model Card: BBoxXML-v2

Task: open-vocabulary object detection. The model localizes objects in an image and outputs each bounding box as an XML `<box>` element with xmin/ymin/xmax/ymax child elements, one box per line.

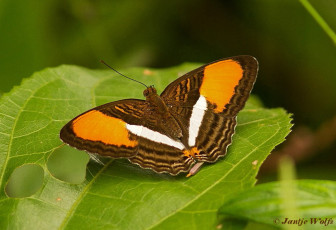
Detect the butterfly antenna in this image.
<box><xmin>100</xmin><ymin>60</ymin><xmax>148</xmax><ymax>88</ymax></box>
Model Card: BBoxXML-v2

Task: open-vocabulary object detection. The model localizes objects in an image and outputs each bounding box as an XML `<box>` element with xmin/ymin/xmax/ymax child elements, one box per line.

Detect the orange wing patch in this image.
<box><xmin>200</xmin><ymin>59</ymin><xmax>243</xmax><ymax>112</ymax></box>
<box><xmin>183</xmin><ymin>147</ymin><xmax>200</xmax><ymax>158</ymax></box>
<box><xmin>72</xmin><ymin>110</ymin><xmax>137</xmax><ymax>147</ymax></box>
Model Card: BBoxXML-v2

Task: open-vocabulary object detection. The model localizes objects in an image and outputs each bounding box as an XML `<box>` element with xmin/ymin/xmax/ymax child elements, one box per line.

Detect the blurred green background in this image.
<box><xmin>1</xmin><ymin>0</ymin><xmax>335</xmax><ymax>181</ymax></box>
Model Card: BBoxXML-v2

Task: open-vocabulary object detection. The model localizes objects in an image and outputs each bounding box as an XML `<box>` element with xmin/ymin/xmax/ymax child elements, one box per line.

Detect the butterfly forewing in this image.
<box><xmin>60</xmin><ymin>99</ymin><xmax>147</xmax><ymax>158</ymax></box>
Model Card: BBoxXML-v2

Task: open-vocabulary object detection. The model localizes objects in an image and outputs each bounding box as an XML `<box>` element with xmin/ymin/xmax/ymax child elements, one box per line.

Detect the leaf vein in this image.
<box><xmin>0</xmin><ymin>80</ymin><xmax>56</xmax><ymax>189</ymax></box>
<box><xmin>87</xmin><ymin>191</ymin><xmax>140</xmax><ymax>203</ymax></box>
<box><xmin>0</xmin><ymin>112</ymin><xmax>15</xmax><ymax>119</ymax></box>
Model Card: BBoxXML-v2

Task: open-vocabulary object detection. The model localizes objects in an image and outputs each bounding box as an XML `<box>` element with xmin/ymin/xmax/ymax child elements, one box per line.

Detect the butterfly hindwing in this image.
<box><xmin>128</xmin><ymin>138</ymin><xmax>194</xmax><ymax>175</ymax></box>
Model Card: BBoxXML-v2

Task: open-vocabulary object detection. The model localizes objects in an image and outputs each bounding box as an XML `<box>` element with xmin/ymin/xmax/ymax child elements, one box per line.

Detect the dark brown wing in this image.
<box><xmin>160</xmin><ymin>55</ymin><xmax>258</xmax><ymax>162</ymax></box>
<box><xmin>60</xmin><ymin>99</ymin><xmax>194</xmax><ymax>175</ymax></box>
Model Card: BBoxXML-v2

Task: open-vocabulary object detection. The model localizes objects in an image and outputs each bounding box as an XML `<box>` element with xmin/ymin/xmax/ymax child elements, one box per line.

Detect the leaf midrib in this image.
<box><xmin>58</xmin><ymin>159</ymin><xmax>113</xmax><ymax>229</ymax></box>
<box><xmin>147</xmin><ymin>115</ymin><xmax>283</xmax><ymax>229</ymax></box>
<box><xmin>58</xmin><ymin>74</ymin><xmax>120</xmax><ymax>229</ymax></box>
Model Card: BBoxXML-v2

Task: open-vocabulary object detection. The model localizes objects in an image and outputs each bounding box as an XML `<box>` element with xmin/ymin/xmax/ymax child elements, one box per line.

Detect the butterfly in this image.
<box><xmin>60</xmin><ymin>56</ymin><xmax>258</xmax><ymax>176</ymax></box>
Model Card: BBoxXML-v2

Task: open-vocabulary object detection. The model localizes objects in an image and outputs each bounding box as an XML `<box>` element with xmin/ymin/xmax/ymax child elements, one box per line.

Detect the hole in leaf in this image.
<box><xmin>47</xmin><ymin>145</ymin><xmax>90</xmax><ymax>184</ymax></box>
<box><xmin>5</xmin><ymin>164</ymin><xmax>44</xmax><ymax>198</ymax></box>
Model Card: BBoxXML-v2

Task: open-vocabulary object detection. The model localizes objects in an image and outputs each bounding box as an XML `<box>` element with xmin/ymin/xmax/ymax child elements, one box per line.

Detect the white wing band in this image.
<box><xmin>126</xmin><ymin>124</ymin><xmax>185</xmax><ymax>150</ymax></box>
<box><xmin>188</xmin><ymin>95</ymin><xmax>207</xmax><ymax>146</ymax></box>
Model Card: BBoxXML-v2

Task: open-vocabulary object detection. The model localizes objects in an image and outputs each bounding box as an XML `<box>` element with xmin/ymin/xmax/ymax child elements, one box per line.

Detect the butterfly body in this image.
<box><xmin>143</xmin><ymin>86</ymin><xmax>183</xmax><ymax>140</ymax></box>
<box><xmin>60</xmin><ymin>56</ymin><xmax>258</xmax><ymax>175</ymax></box>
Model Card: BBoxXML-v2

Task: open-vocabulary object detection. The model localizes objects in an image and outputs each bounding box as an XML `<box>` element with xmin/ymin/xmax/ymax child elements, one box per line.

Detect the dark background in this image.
<box><xmin>1</xmin><ymin>0</ymin><xmax>335</xmax><ymax>181</ymax></box>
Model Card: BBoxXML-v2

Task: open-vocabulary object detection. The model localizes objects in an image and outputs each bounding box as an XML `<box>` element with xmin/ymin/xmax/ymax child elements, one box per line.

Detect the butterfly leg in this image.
<box><xmin>186</xmin><ymin>162</ymin><xmax>204</xmax><ymax>177</ymax></box>
<box><xmin>183</xmin><ymin>147</ymin><xmax>204</xmax><ymax>177</ymax></box>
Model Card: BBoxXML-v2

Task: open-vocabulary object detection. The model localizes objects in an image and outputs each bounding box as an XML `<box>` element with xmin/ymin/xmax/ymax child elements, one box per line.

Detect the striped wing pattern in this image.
<box><xmin>60</xmin><ymin>56</ymin><xmax>258</xmax><ymax>175</ymax></box>
<box><xmin>61</xmin><ymin>100</ymin><xmax>195</xmax><ymax>175</ymax></box>
<box><xmin>161</xmin><ymin>56</ymin><xmax>258</xmax><ymax>163</ymax></box>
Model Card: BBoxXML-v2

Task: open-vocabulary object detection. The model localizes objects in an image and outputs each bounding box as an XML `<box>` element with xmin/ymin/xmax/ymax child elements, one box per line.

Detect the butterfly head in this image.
<box><xmin>143</xmin><ymin>85</ymin><xmax>157</xmax><ymax>98</ymax></box>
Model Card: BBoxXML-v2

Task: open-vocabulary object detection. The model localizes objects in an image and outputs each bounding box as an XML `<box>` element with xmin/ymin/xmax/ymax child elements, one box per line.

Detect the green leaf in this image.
<box><xmin>0</xmin><ymin>64</ymin><xmax>292</xmax><ymax>229</ymax></box>
<box><xmin>218</xmin><ymin>180</ymin><xmax>336</xmax><ymax>229</ymax></box>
